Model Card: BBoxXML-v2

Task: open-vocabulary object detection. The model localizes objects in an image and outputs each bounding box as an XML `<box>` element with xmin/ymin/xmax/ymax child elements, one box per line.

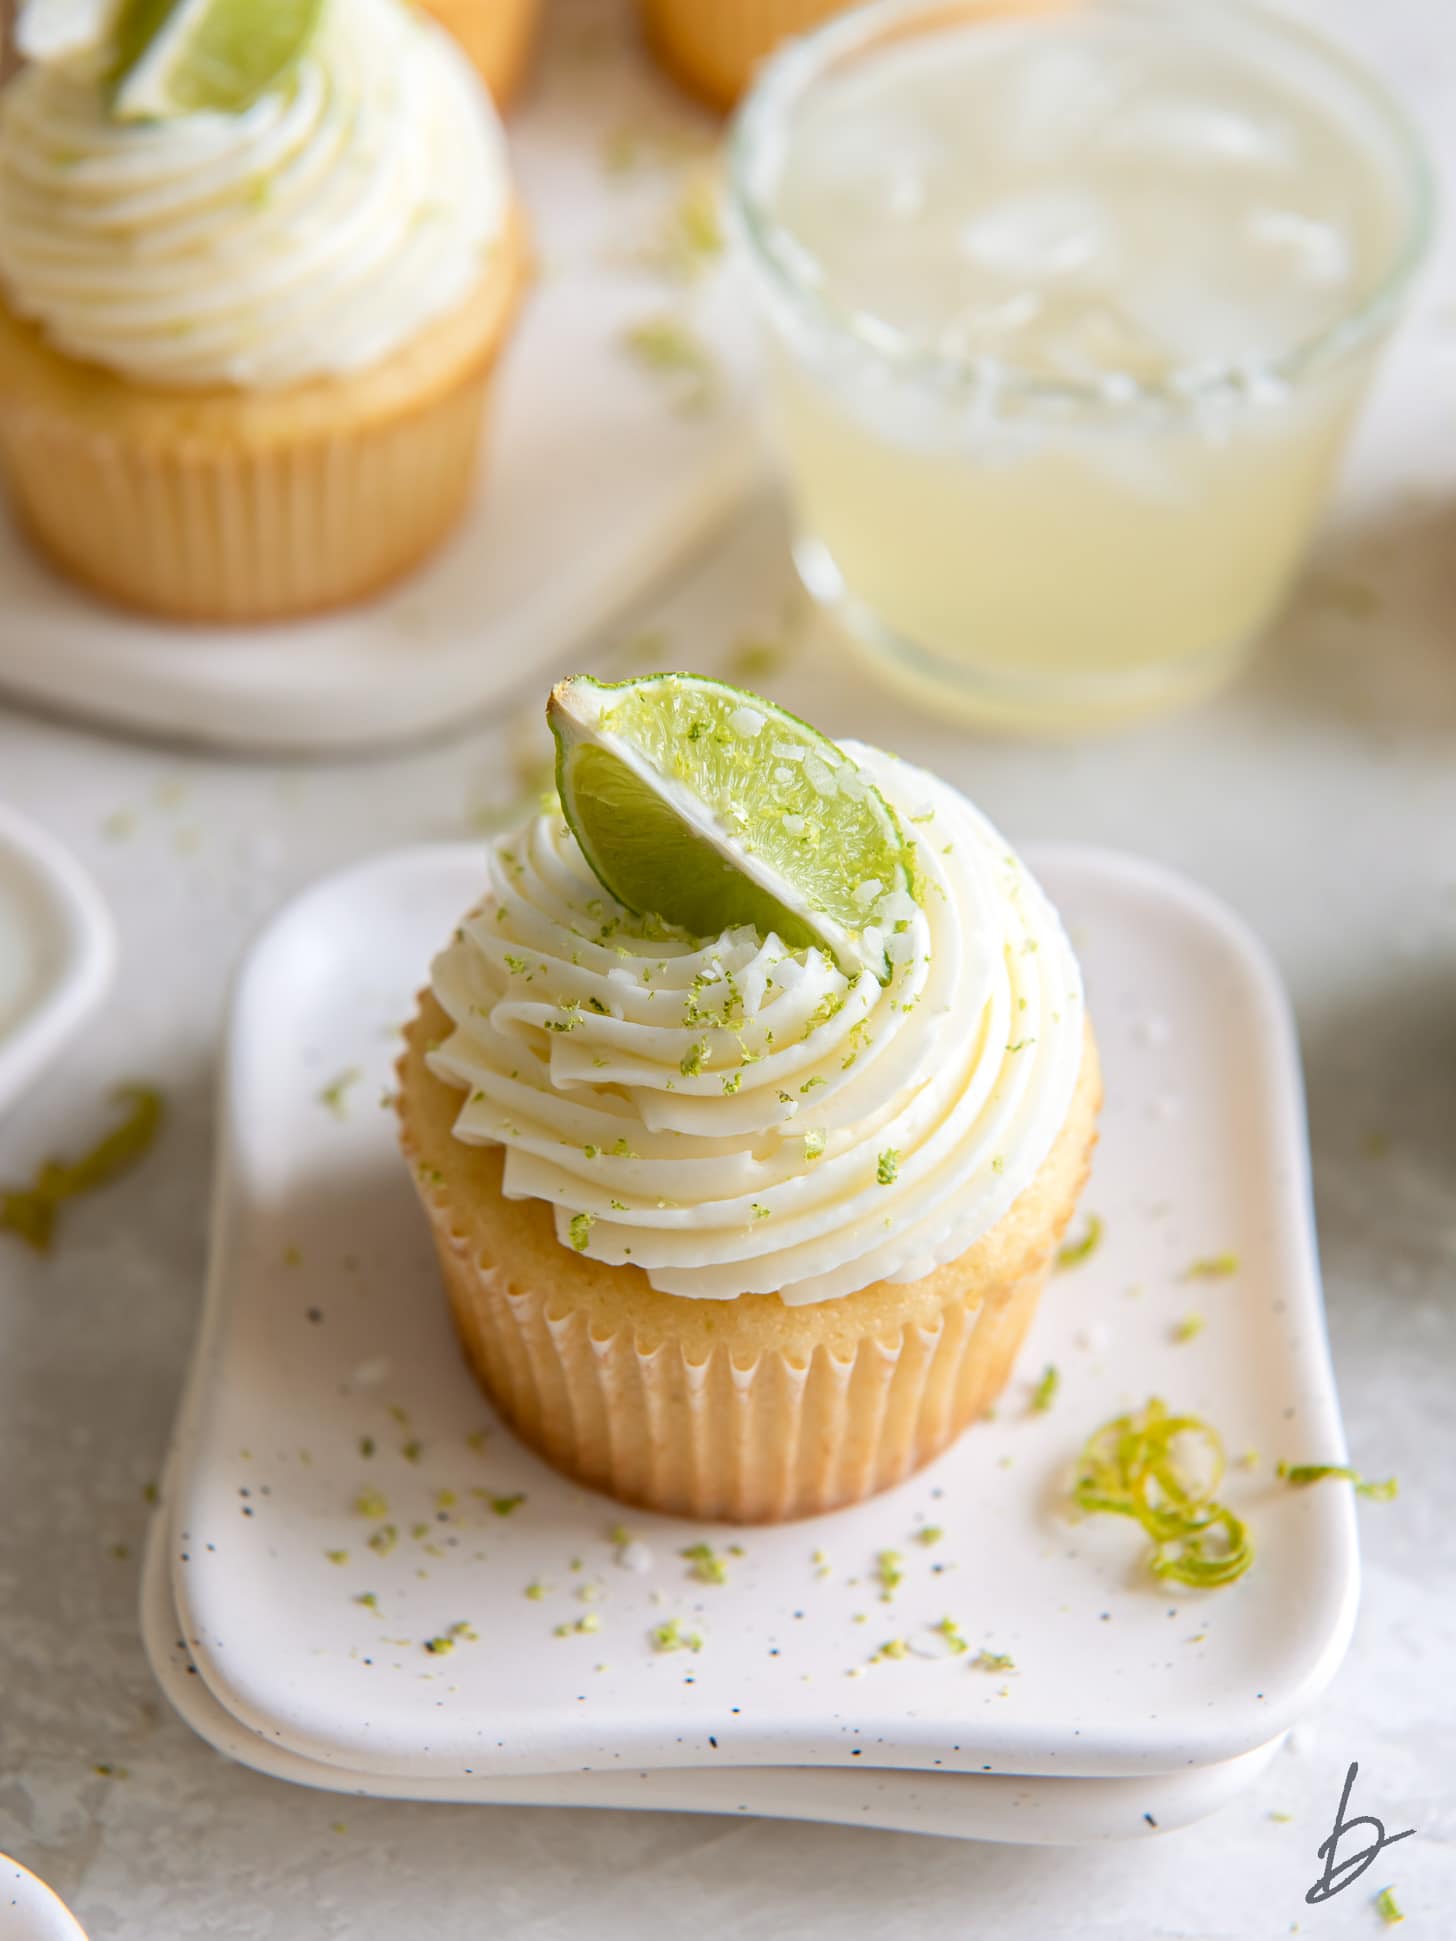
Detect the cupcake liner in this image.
<box><xmin>0</xmin><ymin>378</ymin><xmax>489</xmax><ymax>623</ymax></box>
<box><xmin>0</xmin><ymin>216</ymin><xmax>526</xmax><ymax>624</ymax></box>
<box><xmin>418</xmin><ymin>0</ymin><xmax>543</xmax><ymax>108</ymax></box>
<box><xmin>399</xmin><ymin>986</ymin><xmax>1099</xmax><ymax>1525</ymax></box>
<box><xmin>639</xmin><ymin>0</ymin><xmax>851</xmax><ymax>110</ymax></box>
<box><xmin>424</xmin><ymin>1179</ymin><xmax>1052</xmax><ymax>1522</ymax></box>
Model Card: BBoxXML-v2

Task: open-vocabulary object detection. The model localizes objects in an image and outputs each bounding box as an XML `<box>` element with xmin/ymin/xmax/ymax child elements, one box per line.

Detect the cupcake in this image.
<box><xmin>399</xmin><ymin>674</ymin><xmax>1101</xmax><ymax>1523</ymax></box>
<box><xmin>0</xmin><ymin>0</ymin><xmax>525</xmax><ymax>622</ymax></box>
<box><xmin>418</xmin><ymin>0</ymin><xmax>542</xmax><ymax>108</ymax></box>
<box><xmin>639</xmin><ymin>0</ymin><xmax>850</xmax><ymax>111</ymax></box>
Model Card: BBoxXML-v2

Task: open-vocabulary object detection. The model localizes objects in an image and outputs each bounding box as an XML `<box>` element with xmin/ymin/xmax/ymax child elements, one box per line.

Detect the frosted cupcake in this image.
<box><xmin>419</xmin><ymin>0</ymin><xmax>542</xmax><ymax>108</ymax></box>
<box><xmin>0</xmin><ymin>0</ymin><xmax>524</xmax><ymax>622</ymax></box>
<box><xmin>399</xmin><ymin>674</ymin><xmax>1100</xmax><ymax>1523</ymax></box>
<box><xmin>640</xmin><ymin>1</ymin><xmax>850</xmax><ymax>111</ymax></box>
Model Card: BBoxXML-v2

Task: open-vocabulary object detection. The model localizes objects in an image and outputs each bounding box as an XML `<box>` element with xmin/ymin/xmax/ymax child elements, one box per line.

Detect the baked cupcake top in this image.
<box><xmin>428</xmin><ymin>738</ymin><xmax>1085</xmax><ymax>1306</ymax></box>
<box><xmin>0</xmin><ymin>0</ymin><xmax>510</xmax><ymax>388</ymax></box>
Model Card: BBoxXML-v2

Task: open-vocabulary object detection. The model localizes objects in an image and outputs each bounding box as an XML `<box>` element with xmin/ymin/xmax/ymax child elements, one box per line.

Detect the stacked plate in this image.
<box><xmin>142</xmin><ymin>842</ymin><xmax>1358</xmax><ymax>1843</ymax></box>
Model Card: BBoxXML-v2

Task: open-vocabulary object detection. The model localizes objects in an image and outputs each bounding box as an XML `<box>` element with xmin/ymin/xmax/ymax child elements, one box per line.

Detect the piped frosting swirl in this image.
<box><xmin>428</xmin><ymin>743</ymin><xmax>1084</xmax><ymax>1306</ymax></box>
<box><xmin>0</xmin><ymin>0</ymin><xmax>509</xmax><ymax>388</ymax></box>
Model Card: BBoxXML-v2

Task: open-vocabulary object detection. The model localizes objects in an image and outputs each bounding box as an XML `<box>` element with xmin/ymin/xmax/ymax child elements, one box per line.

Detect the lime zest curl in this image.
<box><xmin>1071</xmin><ymin>1398</ymin><xmax>1255</xmax><ymax>1590</ymax></box>
<box><xmin>1278</xmin><ymin>1462</ymin><xmax>1397</xmax><ymax>1501</ymax></box>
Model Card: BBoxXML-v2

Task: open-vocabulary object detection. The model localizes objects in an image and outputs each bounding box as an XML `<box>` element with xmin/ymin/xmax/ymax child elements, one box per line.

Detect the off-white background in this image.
<box><xmin>1</xmin><ymin>0</ymin><xmax>1453</xmax><ymax>1935</ymax></box>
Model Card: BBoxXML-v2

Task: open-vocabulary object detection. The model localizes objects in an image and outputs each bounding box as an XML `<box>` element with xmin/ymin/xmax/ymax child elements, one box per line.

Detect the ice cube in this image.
<box><xmin>1106</xmin><ymin>98</ymin><xmax>1294</xmax><ymax>168</ymax></box>
<box><xmin>959</xmin><ymin>192</ymin><xmax>1110</xmax><ymax>280</ymax></box>
<box><xmin>1002</xmin><ymin>43</ymin><xmax>1131</xmax><ymax>161</ymax></box>
<box><xmin>1246</xmin><ymin>206</ymin><xmax>1351</xmax><ymax>286</ymax></box>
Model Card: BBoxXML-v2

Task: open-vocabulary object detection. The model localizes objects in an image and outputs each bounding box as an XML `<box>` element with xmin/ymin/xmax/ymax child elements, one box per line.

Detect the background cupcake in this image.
<box><xmin>639</xmin><ymin>0</ymin><xmax>851</xmax><ymax>111</ymax></box>
<box><xmin>418</xmin><ymin>0</ymin><xmax>543</xmax><ymax>108</ymax></box>
<box><xmin>400</xmin><ymin>676</ymin><xmax>1101</xmax><ymax>1522</ymax></box>
<box><xmin>0</xmin><ymin>0</ymin><xmax>525</xmax><ymax>622</ymax></box>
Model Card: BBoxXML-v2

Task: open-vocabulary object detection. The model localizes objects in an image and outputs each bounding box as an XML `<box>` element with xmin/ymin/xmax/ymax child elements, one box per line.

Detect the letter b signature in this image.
<box><xmin>1306</xmin><ymin>1761</ymin><xmax>1415</xmax><ymax>1905</ymax></box>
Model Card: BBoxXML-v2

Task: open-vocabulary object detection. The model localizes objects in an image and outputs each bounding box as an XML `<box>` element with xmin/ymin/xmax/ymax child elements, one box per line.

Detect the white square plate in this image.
<box><xmin>153</xmin><ymin>844</ymin><xmax>1357</xmax><ymax>1795</ymax></box>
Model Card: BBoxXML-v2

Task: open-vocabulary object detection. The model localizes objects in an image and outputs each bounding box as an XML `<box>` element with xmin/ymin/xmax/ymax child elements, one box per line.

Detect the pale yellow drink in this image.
<box><xmin>730</xmin><ymin>0</ymin><xmax>1429</xmax><ymax>727</ymax></box>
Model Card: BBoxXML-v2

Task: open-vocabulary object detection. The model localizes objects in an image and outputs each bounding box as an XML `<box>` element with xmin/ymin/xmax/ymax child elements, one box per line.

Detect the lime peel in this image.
<box><xmin>1072</xmin><ymin>1398</ymin><xmax>1254</xmax><ymax>1589</ymax></box>
<box><xmin>111</xmin><ymin>0</ymin><xmax>323</xmax><ymax>120</ymax></box>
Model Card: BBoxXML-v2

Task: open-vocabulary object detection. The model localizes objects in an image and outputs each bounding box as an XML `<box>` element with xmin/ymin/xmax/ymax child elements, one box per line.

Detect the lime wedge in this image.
<box><xmin>111</xmin><ymin>0</ymin><xmax>323</xmax><ymax>120</ymax></box>
<box><xmin>547</xmin><ymin>673</ymin><xmax>916</xmax><ymax>982</ymax></box>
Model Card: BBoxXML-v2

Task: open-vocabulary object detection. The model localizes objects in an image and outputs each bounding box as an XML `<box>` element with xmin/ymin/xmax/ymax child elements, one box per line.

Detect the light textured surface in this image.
<box><xmin>1</xmin><ymin>0</ymin><xmax>1454</xmax><ymax>1934</ymax></box>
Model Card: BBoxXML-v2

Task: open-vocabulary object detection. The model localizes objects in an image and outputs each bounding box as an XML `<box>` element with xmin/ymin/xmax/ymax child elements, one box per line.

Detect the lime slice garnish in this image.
<box><xmin>547</xmin><ymin>672</ymin><xmax>916</xmax><ymax>982</ymax></box>
<box><xmin>110</xmin><ymin>0</ymin><xmax>323</xmax><ymax>120</ymax></box>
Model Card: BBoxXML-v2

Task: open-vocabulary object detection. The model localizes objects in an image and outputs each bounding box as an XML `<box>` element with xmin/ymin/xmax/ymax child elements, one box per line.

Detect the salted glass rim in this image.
<box><xmin>725</xmin><ymin>0</ymin><xmax>1437</xmax><ymax>411</ymax></box>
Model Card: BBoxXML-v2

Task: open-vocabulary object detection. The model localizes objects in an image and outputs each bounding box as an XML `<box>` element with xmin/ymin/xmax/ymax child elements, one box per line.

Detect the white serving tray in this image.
<box><xmin>0</xmin><ymin>2</ymin><xmax>756</xmax><ymax>755</ymax></box>
<box><xmin>0</xmin><ymin>1855</ymin><xmax>88</xmax><ymax>1941</ymax></box>
<box><xmin>0</xmin><ymin>803</ymin><xmax>114</xmax><ymax>1117</ymax></box>
<box><xmin>144</xmin><ymin>840</ymin><xmax>1357</xmax><ymax>1827</ymax></box>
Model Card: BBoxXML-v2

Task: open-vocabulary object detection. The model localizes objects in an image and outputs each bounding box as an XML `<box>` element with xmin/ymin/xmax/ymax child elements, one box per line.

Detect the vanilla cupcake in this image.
<box><xmin>400</xmin><ymin>715</ymin><xmax>1100</xmax><ymax>1523</ymax></box>
<box><xmin>0</xmin><ymin>0</ymin><xmax>525</xmax><ymax>622</ymax></box>
<box><xmin>640</xmin><ymin>0</ymin><xmax>850</xmax><ymax>111</ymax></box>
<box><xmin>418</xmin><ymin>0</ymin><xmax>542</xmax><ymax>108</ymax></box>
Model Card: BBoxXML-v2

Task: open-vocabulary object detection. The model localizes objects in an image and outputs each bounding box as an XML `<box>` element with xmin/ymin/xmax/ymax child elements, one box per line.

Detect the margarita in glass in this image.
<box><xmin>730</xmin><ymin>0</ymin><xmax>1430</xmax><ymax>727</ymax></box>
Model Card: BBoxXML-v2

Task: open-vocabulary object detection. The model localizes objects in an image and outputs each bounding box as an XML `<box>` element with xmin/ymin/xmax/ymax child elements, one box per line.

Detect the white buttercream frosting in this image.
<box><xmin>427</xmin><ymin>744</ymin><xmax>1086</xmax><ymax>1306</ymax></box>
<box><xmin>0</xmin><ymin>0</ymin><xmax>510</xmax><ymax>388</ymax></box>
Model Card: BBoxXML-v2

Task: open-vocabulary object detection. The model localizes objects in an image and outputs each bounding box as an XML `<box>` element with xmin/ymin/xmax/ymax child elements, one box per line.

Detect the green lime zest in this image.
<box><xmin>1072</xmin><ymin>1398</ymin><xmax>1255</xmax><ymax>1590</ymax></box>
<box><xmin>1055</xmin><ymin>1212</ymin><xmax>1103</xmax><ymax>1271</ymax></box>
<box><xmin>1031</xmin><ymin>1364</ymin><xmax>1059</xmax><ymax>1413</ymax></box>
<box><xmin>548</xmin><ymin>673</ymin><xmax>916</xmax><ymax>983</ymax></box>
<box><xmin>1375</xmin><ymin>1886</ymin><xmax>1404</xmax><ymax>1925</ymax></box>
<box><xmin>620</xmin><ymin>316</ymin><xmax>717</xmax><ymax>412</ymax></box>
<box><xmin>1278</xmin><ymin>1462</ymin><xmax>1397</xmax><ymax>1501</ymax></box>
<box><xmin>680</xmin><ymin>1541</ymin><xmax>728</xmax><ymax>1585</ymax></box>
<box><xmin>874</xmin><ymin>1549</ymin><xmax>903</xmax><ymax>1601</ymax></box>
<box><xmin>2</xmin><ymin>1084</ymin><xmax>163</xmax><ymax>1253</ymax></box>
<box><xmin>1184</xmin><ymin>1252</ymin><xmax>1239</xmax><ymax>1280</ymax></box>
<box><xmin>649</xmin><ymin>1617</ymin><xmax>703</xmax><ymax>1654</ymax></box>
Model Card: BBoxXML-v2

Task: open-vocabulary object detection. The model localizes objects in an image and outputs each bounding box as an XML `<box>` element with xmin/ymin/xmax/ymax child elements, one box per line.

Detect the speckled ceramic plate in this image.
<box><xmin>148</xmin><ymin>843</ymin><xmax>1358</xmax><ymax>1800</ymax></box>
<box><xmin>0</xmin><ymin>803</ymin><xmax>115</xmax><ymax>1119</ymax></box>
<box><xmin>0</xmin><ymin>1856</ymin><xmax>88</xmax><ymax>1941</ymax></box>
<box><xmin>0</xmin><ymin>5</ymin><xmax>755</xmax><ymax>756</ymax></box>
<box><xmin>138</xmin><ymin>1518</ymin><xmax>1285</xmax><ymax>1842</ymax></box>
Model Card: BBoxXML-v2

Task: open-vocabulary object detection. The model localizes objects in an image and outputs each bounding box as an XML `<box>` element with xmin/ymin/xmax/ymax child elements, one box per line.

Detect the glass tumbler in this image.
<box><xmin>727</xmin><ymin>0</ymin><xmax>1433</xmax><ymax>731</ymax></box>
